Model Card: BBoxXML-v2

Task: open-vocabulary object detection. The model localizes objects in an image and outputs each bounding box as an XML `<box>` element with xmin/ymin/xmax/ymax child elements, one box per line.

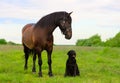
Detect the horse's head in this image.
<box><xmin>58</xmin><ymin>12</ymin><xmax>72</xmax><ymax>39</ymax></box>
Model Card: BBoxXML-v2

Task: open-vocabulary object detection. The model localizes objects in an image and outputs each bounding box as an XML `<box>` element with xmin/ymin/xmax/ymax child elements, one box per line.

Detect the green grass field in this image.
<box><xmin>0</xmin><ymin>45</ymin><xmax>120</xmax><ymax>83</ymax></box>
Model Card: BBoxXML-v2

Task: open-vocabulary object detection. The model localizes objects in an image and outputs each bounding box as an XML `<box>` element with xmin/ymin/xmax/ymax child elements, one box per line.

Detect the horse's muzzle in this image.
<box><xmin>65</xmin><ymin>28</ymin><xmax>72</xmax><ymax>39</ymax></box>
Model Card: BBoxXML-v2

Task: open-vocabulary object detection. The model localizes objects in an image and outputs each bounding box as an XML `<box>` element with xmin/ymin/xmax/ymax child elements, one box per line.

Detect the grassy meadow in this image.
<box><xmin>0</xmin><ymin>45</ymin><xmax>120</xmax><ymax>83</ymax></box>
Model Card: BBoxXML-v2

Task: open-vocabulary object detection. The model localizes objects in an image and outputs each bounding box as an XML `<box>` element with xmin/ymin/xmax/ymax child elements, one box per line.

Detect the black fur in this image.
<box><xmin>64</xmin><ymin>50</ymin><xmax>80</xmax><ymax>77</ymax></box>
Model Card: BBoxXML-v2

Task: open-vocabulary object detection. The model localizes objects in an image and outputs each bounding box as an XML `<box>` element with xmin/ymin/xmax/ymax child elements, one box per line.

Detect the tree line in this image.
<box><xmin>1</xmin><ymin>32</ymin><xmax>120</xmax><ymax>47</ymax></box>
<box><xmin>76</xmin><ymin>32</ymin><xmax>120</xmax><ymax>47</ymax></box>
<box><xmin>0</xmin><ymin>39</ymin><xmax>16</xmax><ymax>45</ymax></box>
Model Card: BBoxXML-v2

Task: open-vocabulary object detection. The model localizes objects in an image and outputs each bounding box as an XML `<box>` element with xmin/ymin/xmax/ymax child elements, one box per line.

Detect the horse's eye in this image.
<box><xmin>63</xmin><ymin>20</ymin><xmax>65</xmax><ymax>24</ymax></box>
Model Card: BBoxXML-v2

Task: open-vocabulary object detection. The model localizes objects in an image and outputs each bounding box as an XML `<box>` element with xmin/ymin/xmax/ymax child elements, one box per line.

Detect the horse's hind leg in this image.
<box><xmin>23</xmin><ymin>44</ymin><xmax>29</xmax><ymax>70</ymax></box>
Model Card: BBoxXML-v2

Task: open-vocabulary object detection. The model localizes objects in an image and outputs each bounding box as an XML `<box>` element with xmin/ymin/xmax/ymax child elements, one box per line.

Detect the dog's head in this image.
<box><xmin>67</xmin><ymin>50</ymin><xmax>76</xmax><ymax>59</ymax></box>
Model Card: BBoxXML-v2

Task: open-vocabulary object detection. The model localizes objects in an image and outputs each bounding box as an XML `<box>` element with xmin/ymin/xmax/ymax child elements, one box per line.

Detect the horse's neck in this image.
<box><xmin>35</xmin><ymin>14</ymin><xmax>60</xmax><ymax>34</ymax></box>
<box><xmin>47</xmin><ymin>25</ymin><xmax>58</xmax><ymax>35</ymax></box>
<box><xmin>46</xmin><ymin>18</ymin><xmax>59</xmax><ymax>34</ymax></box>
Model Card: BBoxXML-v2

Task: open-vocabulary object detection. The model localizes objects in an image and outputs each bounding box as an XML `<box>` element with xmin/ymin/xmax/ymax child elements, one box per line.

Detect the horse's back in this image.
<box><xmin>22</xmin><ymin>23</ymin><xmax>35</xmax><ymax>49</ymax></box>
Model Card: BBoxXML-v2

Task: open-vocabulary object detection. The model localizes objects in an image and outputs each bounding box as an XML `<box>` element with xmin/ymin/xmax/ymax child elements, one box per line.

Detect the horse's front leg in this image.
<box><xmin>47</xmin><ymin>49</ymin><xmax>53</xmax><ymax>77</ymax></box>
<box><xmin>32</xmin><ymin>52</ymin><xmax>36</xmax><ymax>73</ymax></box>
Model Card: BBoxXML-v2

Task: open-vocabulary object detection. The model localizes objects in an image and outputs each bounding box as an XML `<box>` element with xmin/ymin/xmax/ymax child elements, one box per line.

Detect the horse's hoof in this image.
<box><xmin>24</xmin><ymin>66</ymin><xmax>28</xmax><ymax>70</ymax></box>
<box><xmin>39</xmin><ymin>74</ymin><xmax>42</xmax><ymax>77</ymax></box>
<box><xmin>39</xmin><ymin>75</ymin><xmax>42</xmax><ymax>77</ymax></box>
<box><xmin>38</xmin><ymin>72</ymin><xmax>42</xmax><ymax>77</ymax></box>
<box><xmin>49</xmin><ymin>74</ymin><xmax>53</xmax><ymax>77</ymax></box>
<box><xmin>64</xmin><ymin>74</ymin><xmax>67</xmax><ymax>77</ymax></box>
<box><xmin>32</xmin><ymin>71</ymin><xmax>36</xmax><ymax>74</ymax></box>
<box><xmin>48</xmin><ymin>72</ymin><xmax>53</xmax><ymax>77</ymax></box>
<box><xmin>32</xmin><ymin>69</ymin><xmax>36</xmax><ymax>73</ymax></box>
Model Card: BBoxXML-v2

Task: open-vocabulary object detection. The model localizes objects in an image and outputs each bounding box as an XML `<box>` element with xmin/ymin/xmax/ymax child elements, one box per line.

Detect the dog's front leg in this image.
<box><xmin>64</xmin><ymin>64</ymin><xmax>68</xmax><ymax>77</ymax></box>
<box><xmin>64</xmin><ymin>68</ymin><xmax>67</xmax><ymax>77</ymax></box>
<box><xmin>73</xmin><ymin>66</ymin><xmax>77</xmax><ymax>76</ymax></box>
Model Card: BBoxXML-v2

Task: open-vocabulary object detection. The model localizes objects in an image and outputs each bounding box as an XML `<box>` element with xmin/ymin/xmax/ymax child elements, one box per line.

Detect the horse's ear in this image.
<box><xmin>69</xmin><ymin>12</ymin><xmax>73</xmax><ymax>15</ymax></box>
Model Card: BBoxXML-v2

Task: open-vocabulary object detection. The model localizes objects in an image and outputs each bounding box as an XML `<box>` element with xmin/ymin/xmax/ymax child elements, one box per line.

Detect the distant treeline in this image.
<box><xmin>76</xmin><ymin>32</ymin><xmax>120</xmax><ymax>47</ymax></box>
<box><xmin>1</xmin><ymin>32</ymin><xmax>120</xmax><ymax>47</ymax></box>
<box><xmin>0</xmin><ymin>39</ymin><xmax>17</xmax><ymax>45</ymax></box>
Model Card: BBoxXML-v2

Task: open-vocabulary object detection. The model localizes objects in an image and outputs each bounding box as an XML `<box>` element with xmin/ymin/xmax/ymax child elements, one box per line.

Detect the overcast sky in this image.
<box><xmin>0</xmin><ymin>0</ymin><xmax>120</xmax><ymax>45</ymax></box>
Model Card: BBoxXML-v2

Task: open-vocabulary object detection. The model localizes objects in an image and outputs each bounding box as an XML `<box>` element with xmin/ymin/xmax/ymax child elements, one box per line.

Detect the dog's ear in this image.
<box><xmin>67</xmin><ymin>51</ymin><xmax>70</xmax><ymax>56</ymax></box>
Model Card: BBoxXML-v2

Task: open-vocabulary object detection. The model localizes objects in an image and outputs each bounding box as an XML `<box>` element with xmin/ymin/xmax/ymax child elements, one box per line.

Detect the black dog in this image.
<box><xmin>64</xmin><ymin>50</ymin><xmax>80</xmax><ymax>77</ymax></box>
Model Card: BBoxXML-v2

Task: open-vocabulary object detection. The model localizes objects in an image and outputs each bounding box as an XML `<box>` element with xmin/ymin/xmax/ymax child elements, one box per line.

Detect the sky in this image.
<box><xmin>0</xmin><ymin>0</ymin><xmax>120</xmax><ymax>45</ymax></box>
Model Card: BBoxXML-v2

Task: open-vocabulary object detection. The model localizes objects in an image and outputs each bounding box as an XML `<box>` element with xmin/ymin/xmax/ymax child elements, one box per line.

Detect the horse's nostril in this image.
<box><xmin>65</xmin><ymin>35</ymin><xmax>72</xmax><ymax>39</ymax></box>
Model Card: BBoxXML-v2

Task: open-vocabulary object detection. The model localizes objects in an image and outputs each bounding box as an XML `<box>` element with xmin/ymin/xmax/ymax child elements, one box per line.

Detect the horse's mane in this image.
<box><xmin>35</xmin><ymin>11</ymin><xmax>67</xmax><ymax>28</ymax></box>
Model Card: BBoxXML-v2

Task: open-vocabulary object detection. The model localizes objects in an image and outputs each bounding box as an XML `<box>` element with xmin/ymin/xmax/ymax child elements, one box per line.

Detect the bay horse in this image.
<box><xmin>22</xmin><ymin>11</ymin><xmax>72</xmax><ymax>77</ymax></box>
